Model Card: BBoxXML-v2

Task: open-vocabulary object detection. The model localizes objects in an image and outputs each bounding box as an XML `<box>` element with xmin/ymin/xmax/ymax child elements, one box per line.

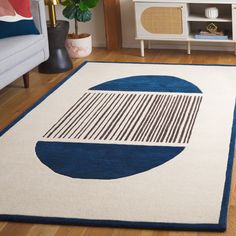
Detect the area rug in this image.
<box><xmin>0</xmin><ymin>62</ymin><xmax>235</xmax><ymax>231</ymax></box>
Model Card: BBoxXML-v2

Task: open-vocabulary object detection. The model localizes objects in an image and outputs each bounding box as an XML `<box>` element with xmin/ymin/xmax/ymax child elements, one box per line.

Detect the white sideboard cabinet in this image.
<box><xmin>133</xmin><ymin>0</ymin><xmax>236</xmax><ymax>56</ymax></box>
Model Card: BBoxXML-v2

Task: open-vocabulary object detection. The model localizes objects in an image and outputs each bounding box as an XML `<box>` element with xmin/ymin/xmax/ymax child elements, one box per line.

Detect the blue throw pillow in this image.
<box><xmin>0</xmin><ymin>0</ymin><xmax>39</xmax><ymax>39</ymax></box>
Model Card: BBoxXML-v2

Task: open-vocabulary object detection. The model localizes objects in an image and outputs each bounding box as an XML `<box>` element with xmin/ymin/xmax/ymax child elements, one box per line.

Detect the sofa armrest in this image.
<box><xmin>31</xmin><ymin>0</ymin><xmax>47</xmax><ymax>37</ymax></box>
<box><xmin>31</xmin><ymin>0</ymin><xmax>49</xmax><ymax>60</ymax></box>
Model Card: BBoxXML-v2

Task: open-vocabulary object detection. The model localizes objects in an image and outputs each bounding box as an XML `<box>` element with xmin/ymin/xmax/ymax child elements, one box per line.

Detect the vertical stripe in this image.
<box><xmin>124</xmin><ymin>95</ymin><xmax>153</xmax><ymax>141</ymax></box>
<box><xmin>95</xmin><ymin>94</ymin><xmax>129</xmax><ymax>140</ymax></box>
<box><xmin>69</xmin><ymin>93</ymin><xmax>111</xmax><ymax>139</ymax></box>
<box><xmin>50</xmin><ymin>92</ymin><xmax>98</xmax><ymax>138</ymax></box>
<box><xmin>115</xmin><ymin>94</ymin><xmax>143</xmax><ymax>140</ymax></box>
<box><xmin>108</xmin><ymin>94</ymin><xmax>137</xmax><ymax>140</ymax></box>
<box><xmin>139</xmin><ymin>95</ymin><xmax>167</xmax><ymax>142</ymax></box>
<box><xmin>184</xmin><ymin>97</ymin><xmax>202</xmax><ymax>143</ymax></box>
<box><xmin>118</xmin><ymin>94</ymin><xmax>148</xmax><ymax>141</ymax></box>
<box><xmin>165</xmin><ymin>95</ymin><xmax>187</xmax><ymax>143</ymax></box>
<box><xmin>131</xmin><ymin>95</ymin><xmax>161</xmax><ymax>141</ymax></box>
<box><xmin>146</xmin><ymin>96</ymin><xmax>173</xmax><ymax>142</ymax></box>
<box><xmin>84</xmin><ymin>94</ymin><xmax>124</xmax><ymax>139</ymax></box>
<box><xmin>74</xmin><ymin>93</ymin><xmax>115</xmax><ymax>139</ymax></box>
<box><xmin>99</xmin><ymin>94</ymin><xmax>133</xmax><ymax>140</ymax></box>
<box><xmin>109</xmin><ymin>94</ymin><xmax>138</xmax><ymax>140</ymax></box>
<box><xmin>58</xmin><ymin>93</ymin><xmax>103</xmax><ymax>138</ymax></box>
<box><xmin>167</xmin><ymin>96</ymin><xmax>190</xmax><ymax>143</ymax></box>
<box><xmin>177</xmin><ymin>96</ymin><xmax>196</xmax><ymax>143</ymax></box>
<box><xmin>156</xmin><ymin>95</ymin><xmax>182</xmax><ymax>143</ymax></box>
<box><xmin>44</xmin><ymin>92</ymin><xmax>90</xmax><ymax>138</ymax></box>
<box><xmin>177</xmin><ymin>96</ymin><xmax>197</xmax><ymax>143</ymax></box>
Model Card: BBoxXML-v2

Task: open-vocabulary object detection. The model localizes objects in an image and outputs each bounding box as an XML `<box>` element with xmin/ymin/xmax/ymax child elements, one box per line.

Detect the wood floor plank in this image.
<box><xmin>0</xmin><ymin>48</ymin><xmax>236</xmax><ymax>236</ymax></box>
<box><xmin>26</xmin><ymin>224</ymin><xmax>59</xmax><ymax>236</ymax></box>
<box><xmin>0</xmin><ymin>222</ymin><xmax>7</xmax><ymax>231</ymax></box>
<box><xmin>0</xmin><ymin>223</ymin><xmax>32</xmax><ymax>236</ymax></box>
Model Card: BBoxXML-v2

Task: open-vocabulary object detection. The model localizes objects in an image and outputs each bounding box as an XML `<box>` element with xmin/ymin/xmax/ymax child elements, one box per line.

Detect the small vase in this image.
<box><xmin>205</xmin><ymin>7</ymin><xmax>219</xmax><ymax>19</ymax></box>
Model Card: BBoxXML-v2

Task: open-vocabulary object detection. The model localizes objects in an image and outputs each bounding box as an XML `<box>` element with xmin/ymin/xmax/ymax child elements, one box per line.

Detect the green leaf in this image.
<box><xmin>62</xmin><ymin>5</ymin><xmax>77</xmax><ymax>19</ymax></box>
<box><xmin>82</xmin><ymin>0</ymin><xmax>99</xmax><ymax>8</ymax></box>
<box><xmin>75</xmin><ymin>9</ymin><xmax>92</xmax><ymax>22</ymax></box>
<box><xmin>60</xmin><ymin>0</ymin><xmax>98</xmax><ymax>22</ymax></box>
<box><xmin>79</xmin><ymin>2</ymin><xmax>88</xmax><ymax>11</ymax></box>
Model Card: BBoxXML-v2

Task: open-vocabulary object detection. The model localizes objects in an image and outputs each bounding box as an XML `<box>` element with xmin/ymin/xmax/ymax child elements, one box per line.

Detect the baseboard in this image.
<box><xmin>93</xmin><ymin>41</ymin><xmax>106</xmax><ymax>47</ymax></box>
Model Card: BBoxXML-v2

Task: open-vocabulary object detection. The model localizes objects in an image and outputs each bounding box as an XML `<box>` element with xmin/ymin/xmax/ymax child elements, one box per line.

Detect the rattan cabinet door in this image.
<box><xmin>135</xmin><ymin>2</ymin><xmax>188</xmax><ymax>40</ymax></box>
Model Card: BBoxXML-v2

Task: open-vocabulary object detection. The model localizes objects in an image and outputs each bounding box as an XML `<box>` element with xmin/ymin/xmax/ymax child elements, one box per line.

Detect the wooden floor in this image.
<box><xmin>0</xmin><ymin>48</ymin><xmax>236</xmax><ymax>236</ymax></box>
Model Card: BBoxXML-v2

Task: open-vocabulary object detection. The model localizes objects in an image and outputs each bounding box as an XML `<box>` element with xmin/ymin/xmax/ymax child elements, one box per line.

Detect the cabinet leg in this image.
<box><xmin>187</xmin><ymin>42</ymin><xmax>191</xmax><ymax>55</ymax></box>
<box><xmin>141</xmin><ymin>40</ymin><xmax>145</xmax><ymax>57</ymax></box>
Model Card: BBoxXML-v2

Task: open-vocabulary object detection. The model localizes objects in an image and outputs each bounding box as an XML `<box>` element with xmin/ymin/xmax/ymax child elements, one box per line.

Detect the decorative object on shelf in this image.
<box><xmin>205</xmin><ymin>7</ymin><xmax>219</xmax><ymax>19</ymax></box>
<box><xmin>45</xmin><ymin>0</ymin><xmax>59</xmax><ymax>27</ymax></box>
<box><xmin>206</xmin><ymin>22</ymin><xmax>218</xmax><ymax>33</ymax></box>
<box><xmin>194</xmin><ymin>31</ymin><xmax>228</xmax><ymax>40</ymax></box>
<box><xmin>60</xmin><ymin>0</ymin><xmax>99</xmax><ymax>58</ymax></box>
<box><xmin>194</xmin><ymin>23</ymin><xmax>228</xmax><ymax>40</ymax></box>
<box><xmin>201</xmin><ymin>30</ymin><xmax>224</xmax><ymax>36</ymax></box>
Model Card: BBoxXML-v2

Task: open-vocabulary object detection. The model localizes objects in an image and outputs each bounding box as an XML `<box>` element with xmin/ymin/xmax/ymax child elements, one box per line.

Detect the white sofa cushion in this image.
<box><xmin>0</xmin><ymin>34</ymin><xmax>45</xmax><ymax>75</ymax></box>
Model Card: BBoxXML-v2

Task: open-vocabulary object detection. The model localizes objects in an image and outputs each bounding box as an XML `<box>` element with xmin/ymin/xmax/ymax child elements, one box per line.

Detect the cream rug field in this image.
<box><xmin>0</xmin><ymin>62</ymin><xmax>235</xmax><ymax>231</ymax></box>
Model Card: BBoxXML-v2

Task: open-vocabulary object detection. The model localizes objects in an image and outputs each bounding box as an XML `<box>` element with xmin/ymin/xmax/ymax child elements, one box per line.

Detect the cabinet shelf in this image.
<box><xmin>187</xmin><ymin>15</ymin><xmax>232</xmax><ymax>22</ymax></box>
<box><xmin>188</xmin><ymin>34</ymin><xmax>233</xmax><ymax>42</ymax></box>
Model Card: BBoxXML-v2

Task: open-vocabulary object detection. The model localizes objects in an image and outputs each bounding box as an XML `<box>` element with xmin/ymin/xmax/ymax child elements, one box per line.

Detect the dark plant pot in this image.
<box><xmin>39</xmin><ymin>20</ymin><xmax>73</xmax><ymax>74</ymax></box>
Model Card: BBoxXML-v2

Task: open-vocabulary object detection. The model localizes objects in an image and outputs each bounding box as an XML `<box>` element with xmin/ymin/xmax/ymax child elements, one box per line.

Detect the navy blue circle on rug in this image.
<box><xmin>35</xmin><ymin>75</ymin><xmax>202</xmax><ymax>179</ymax></box>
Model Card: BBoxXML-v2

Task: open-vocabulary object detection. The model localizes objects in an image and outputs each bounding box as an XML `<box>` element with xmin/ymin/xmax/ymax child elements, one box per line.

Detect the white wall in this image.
<box><xmin>51</xmin><ymin>1</ymin><xmax>234</xmax><ymax>51</ymax></box>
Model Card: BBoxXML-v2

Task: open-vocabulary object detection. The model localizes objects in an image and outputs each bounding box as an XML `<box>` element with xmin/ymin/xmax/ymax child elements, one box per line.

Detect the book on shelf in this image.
<box><xmin>194</xmin><ymin>31</ymin><xmax>229</xmax><ymax>40</ymax></box>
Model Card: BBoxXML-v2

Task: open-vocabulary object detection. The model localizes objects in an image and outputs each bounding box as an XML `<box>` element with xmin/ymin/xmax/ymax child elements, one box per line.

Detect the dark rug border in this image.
<box><xmin>0</xmin><ymin>61</ymin><xmax>235</xmax><ymax>232</ymax></box>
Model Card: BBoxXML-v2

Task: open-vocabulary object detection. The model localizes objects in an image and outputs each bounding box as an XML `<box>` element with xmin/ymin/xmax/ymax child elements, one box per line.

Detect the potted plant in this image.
<box><xmin>60</xmin><ymin>0</ymin><xmax>99</xmax><ymax>58</ymax></box>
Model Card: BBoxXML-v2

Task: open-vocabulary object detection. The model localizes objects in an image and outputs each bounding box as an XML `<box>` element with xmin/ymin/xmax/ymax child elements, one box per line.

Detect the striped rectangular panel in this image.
<box><xmin>44</xmin><ymin>91</ymin><xmax>202</xmax><ymax>146</ymax></box>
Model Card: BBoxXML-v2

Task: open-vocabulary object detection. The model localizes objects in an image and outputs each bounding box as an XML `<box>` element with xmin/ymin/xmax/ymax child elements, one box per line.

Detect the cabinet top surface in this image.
<box><xmin>133</xmin><ymin>0</ymin><xmax>236</xmax><ymax>3</ymax></box>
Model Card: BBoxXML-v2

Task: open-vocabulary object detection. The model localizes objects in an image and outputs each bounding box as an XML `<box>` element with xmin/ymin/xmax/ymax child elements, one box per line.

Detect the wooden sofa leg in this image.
<box><xmin>23</xmin><ymin>73</ymin><xmax>29</xmax><ymax>88</ymax></box>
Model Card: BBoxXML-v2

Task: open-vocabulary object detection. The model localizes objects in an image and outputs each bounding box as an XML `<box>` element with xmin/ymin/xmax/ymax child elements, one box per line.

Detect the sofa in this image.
<box><xmin>0</xmin><ymin>0</ymin><xmax>49</xmax><ymax>89</ymax></box>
